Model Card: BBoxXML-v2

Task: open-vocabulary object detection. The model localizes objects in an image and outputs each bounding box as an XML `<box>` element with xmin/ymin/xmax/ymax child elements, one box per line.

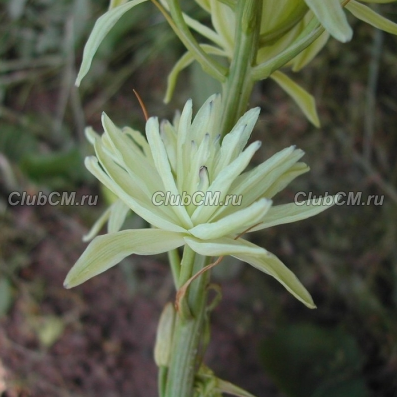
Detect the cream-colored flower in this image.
<box><xmin>165</xmin><ymin>0</ymin><xmax>397</xmax><ymax>125</ymax></box>
<box><xmin>64</xmin><ymin>94</ymin><xmax>338</xmax><ymax>308</ymax></box>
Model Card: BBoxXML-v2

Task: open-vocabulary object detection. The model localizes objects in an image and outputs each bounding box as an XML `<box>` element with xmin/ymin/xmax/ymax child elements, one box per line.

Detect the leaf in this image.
<box><xmin>346</xmin><ymin>0</ymin><xmax>397</xmax><ymax>35</ymax></box>
<box><xmin>75</xmin><ymin>0</ymin><xmax>148</xmax><ymax>86</ymax></box>
<box><xmin>270</xmin><ymin>71</ymin><xmax>320</xmax><ymax>127</ymax></box>
<box><xmin>305</xmin><ymin>0</ymin><xmax>353</xmax><ymax>42</ymax></box>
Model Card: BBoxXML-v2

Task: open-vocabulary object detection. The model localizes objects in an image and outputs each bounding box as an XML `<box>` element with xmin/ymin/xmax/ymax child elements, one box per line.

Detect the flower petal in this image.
<box><xmin>64</xmin><ymin>229</ymin><xmax>185</xmax><ymax>288</ymax></box>
<box><xmin>270</xmin><ymin>71</ymin><xmax>320</xmax><ymax>127</ymax></box>
<box><xmin>305</xmin><ymin>0</ymin><xmax>353</xmax><ymax>42</ymax></box>
<box><xmin>346</xmin><ymin>0</ymin><xmax>397</xmax><ymax>35</ymax></box>
<box><xmin>83</xmin><ymin>205</ymin><xmax>112</xmax><ymax>242</ymax></box>
<box><xmin>108</xmin><ymin>199</ymin><xmax>130</xmax><ymax>233</ymax></box>
<box><xmin>164</xmin><ymin>45</ymin><xmax>226</xmax><ymax>103</ymax></box>
<box><xmin>189</xmin><ymin>198</ymin><xmax>272</xmax><ymax>240</ymax></box>
<box><xmin>235</xmin><ymin>248</ymin><xmax>316</xmax><ymax>309</ymax></box>
<box><xmin>214</xmin><ymin>107</ymin><xmax>261</xmax><ymax>176</ymax></box>
<box><xmin>85</xmin><ymin>156</ymin><xmax>185</xmax><ymax>233</ymax></box>
<box><xmin>192</xmin><ymin>140</ymin><xmax>262</xmax><ymax>223</ymax></box>
<box><xmin>75</xmin><ymin>0</ymin><xmax>148</xmax><ymax>86</ymax></box>
<box><xmin>290</xmin><ymin>30</ymin><xmax>329</xmax><ymax>71</ymax></box>
<box><xmin>184</xmin><ymin>236</ymin><xmax>266</xmax><ymax>257</ymax></box>
<box><xmin>250</xmin><ymin>195</ymin><xmax>340</xmax><ymax>232</ymax></box>
<box><xmin>146</xmin><ymin>117</ymin><xmax>193</xmax><ymax>229</ymax></box>
<box><xmin>185</xmin><ymin>237</ymin><xmax>315</xmax><ymax>308</ymax></box>
<box><xmin>212</xmin><ymin>146</ymin><xmax>304</xmax><ymax>220</ymax></box>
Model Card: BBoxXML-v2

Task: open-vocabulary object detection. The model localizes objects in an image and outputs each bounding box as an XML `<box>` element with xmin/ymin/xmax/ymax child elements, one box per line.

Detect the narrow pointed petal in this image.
<box><xmin>189</xmin><ymin>199</ymin><xmax>272</xmax><ymax>240</ymax></box>
<box><xmin>83</xmin><ymin>205</ymin><xmax>112</xmax><ymax>242</ymax></box>
<box><xmin>85</xmin><ymin>156</ymin><xmax>186</xmax><ymax>233</ymax></box>
<box><xmin>214</xmin><ymin>107</ymin><xmax>261</xmax><ymax>174</ymax></box>
<box><xmin>250</xmin><ymin>195</ymin><xmax>340</xmax><ymax>232</ymax></box>
<box><xmin>305</xmin><ymin>0</ymin><xmax>353</xmax><ymax>42</ymax></box>
<box><xmin>64</xmin><ymin>229</ymin><xmax>185</xmax><ymax>288</ymax></box>
<box><xmin>184</xmin><ymin>236</ymin><xmax>266</xmax><ymax>257</ymax></box>
<box><xmin>185</xmin><ymin>237</ymin><xmax>315</xmax><ymax>308</ymax></box>
<box><xmin>101</xmin><ymin>113</ymin><xmax>161</xmax><ymax>192</ymax></box>
<box><xmin>183</xmin><ymin>13</ymin><xmax>225</xmax><ymax>48</ymax></box>
<box><xmin>85</xmin><ymin>126</ymin><xmax>100</xmax><ymax>145</ymax></box>
<box><xmin>192</xmin><ymin>140</ymin><xmax>262</xmax><ymax>223</ymax></box>
<box><xmin>346</xmin><ymin>0</ymin><xmax>397</xmax><ymax>35</ymax></box>
<box><xmin>291</xmin><ymin>30</ymin><xmax>329</xmax><ymax>71</ymax></box>
<box><xmin>146</xmin><ymin>117</ymin><xmax>193</xmax><ymax>228</ymax></box>
<box><xmin>108</xmin><ymin>199</ymin><xmax>130</xmax><ymax>233</ymax></box>
<box><xmin>165</xmin><ymin>52</ymin><xmax>196</xmax><ymax>104</ymax></box>
<box><xmin>262</xmin><ymin>162</ymin><xmax>310</xmax><ymax>199</ymax></box>
<box><xmin>212</xmin><ymin>146</ymin><xmax>304</xmax><ymax>220</ymax></box>
<box><xmin>270</xmin><ymin>71</ymin><xmax>320</xmax><ymax>127</ymax></box>
<box><xmin>75</xmin><ymin>0</ymin><xmax>148</xmax><ymax>86</ymax></box>
<box><xmin>235</xmin><ymin>248</ymin><xmax>316</xmax><ymax>309</ymax></box>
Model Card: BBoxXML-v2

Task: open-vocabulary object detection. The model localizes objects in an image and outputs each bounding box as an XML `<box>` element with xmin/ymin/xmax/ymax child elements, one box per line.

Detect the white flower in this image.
<box><xmin>64</xmin><ymin>94</ymin><xmax>338</xmax><ymax>308</ymax></box>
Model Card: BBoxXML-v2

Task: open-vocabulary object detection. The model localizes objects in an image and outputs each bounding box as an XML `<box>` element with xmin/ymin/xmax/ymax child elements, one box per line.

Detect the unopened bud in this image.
<box><xmin>154</xmin><ymin>302</ymin><xmax>175</xmax><ymax>367</ymax></box>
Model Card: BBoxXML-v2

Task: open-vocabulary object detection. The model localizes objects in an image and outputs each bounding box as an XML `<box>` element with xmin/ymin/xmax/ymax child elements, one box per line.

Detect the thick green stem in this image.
<box><xmin>164</xmin><ymin>248</ymin><xmax>209</xmax><ymax>397</ymax></box>
<box><xmin>220</xmin><ymin>0</ymin><xmax>262</xmax><ymax>138</ymax></box>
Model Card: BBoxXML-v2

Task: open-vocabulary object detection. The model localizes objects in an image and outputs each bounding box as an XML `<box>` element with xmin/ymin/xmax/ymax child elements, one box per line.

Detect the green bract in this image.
<box><xmin>64</xmin><ymin>94</ymin><xmax>339</xmax><ymax>309</ymax></box>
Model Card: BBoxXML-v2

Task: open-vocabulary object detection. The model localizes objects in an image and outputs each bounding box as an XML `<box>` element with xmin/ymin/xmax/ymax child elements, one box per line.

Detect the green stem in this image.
<box><xmin>164</xmin><ymin>249</ymin><xmax>209</xmax><ymax>397</ymax></box>
<box><xmin>158</xmin><ymin>366</ymin><xmax>168</xmax><ymax>397</ymax></box>
<box><xmin>220</xmin><ymin>0</ymin><xmax>262</xmax><ymax>138</ymax></box>
<box><xmin>167</xmin><ymin>249</ymin><xmax>181</xmax><ymax>287</ymax></box>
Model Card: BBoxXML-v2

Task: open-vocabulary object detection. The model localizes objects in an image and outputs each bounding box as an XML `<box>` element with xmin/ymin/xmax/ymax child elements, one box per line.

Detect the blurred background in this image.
<box><xmin>0</xmin><ymin>1</ymin><xmax>396</xmax><ymax>396</ymax></box>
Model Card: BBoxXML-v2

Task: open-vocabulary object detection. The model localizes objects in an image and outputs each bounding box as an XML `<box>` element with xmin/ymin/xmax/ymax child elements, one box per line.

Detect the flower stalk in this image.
<box><xmin>164</xmin><ymin>248</ymin><xmax>210</xmax><ymax>397</ymax></box>
<box><xmin>219</xmin><ymin>0</ymin><xmax>262</xmax><ymax>138</ymax></box>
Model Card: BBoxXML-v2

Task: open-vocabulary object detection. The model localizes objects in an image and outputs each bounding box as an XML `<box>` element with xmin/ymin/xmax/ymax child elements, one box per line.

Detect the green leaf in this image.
<box><xmin>270</xmin><ymin>71</ymin><xmax>320</xmax><ymax>127</ymax></box>
<box><xmin>305</xmin><ymin>0</ymin><xmax>353</xmax><ymax>42</ymax></box>
<box><xmin>64</xmin><ymin>229</ymin><xmax>185</xmax><ymax>288</ymax></box>
<box><xmin>346</xmin><ymin>0</ymin><xmax>397</xmax><ymax>35</ymax></box>
<box><xmin>75</xmin><ymin>0</ymin><xmax>148</xmax><ymax>86</ymax></box>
